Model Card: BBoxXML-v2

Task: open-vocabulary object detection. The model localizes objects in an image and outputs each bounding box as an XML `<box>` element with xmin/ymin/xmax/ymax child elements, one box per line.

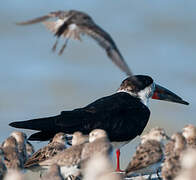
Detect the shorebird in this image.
<box><xmin>81</xmin><ymin>129</ymin><xmax>112</xmax><ymax>161</ymax></box>
<box><xmin>24</xmin><ymin>132</ymin><xmax>67</xmax><ymax>168</ymax></box>
<box><xmin>1</xmin><ymin>136</ymin><xmax>23</xmax><ymax>169</ymax></box>
<box><xmin>162</xmin><ymin>132</ymin><xmax>187</xmax><ymax>180</ymax></box>
<box><xmin>182</xmin><ymin>124</ymin><xmax>196</xmax><ymax>148</ymax></box>
<box><xmin>26</xmin><ymin>141</ymin><xmax>35</xmax><ymax>159</ymax></box>
<box><xmin>72</xmin><ymin>131</ymin><xmax>88</xmax><ymax>146</ymax></box>
<box><xmin>10</xmin><ymin>131</ymin><xmax>27</xmax><ymax>164</ymax></box>
<box><xmin>175</xmin><ymin>149</ymin><xmax>196</xmax><ymax>180</ymax></box>
<box><xmin>4</xmin><ymin>169</ymin><xmax>24</xmax><ymax>180</ymax></box>
<box><xmin>125</xmin><ymin>127</ymin><xmax>169</xmax><ymax>178</ymax></box>
<box><xmin>83</xmin><ymin>153</ymin><xmax>122</xmax><ymax>180</ymax></box>
<box><xmin>9</xmin><ymin>75</ymin><xmax>189</xmax><ymax>171</ymax></box>
<box><xmin>0</xmin><ymin>148</ymin><xmax>7</xmax><ymax>180</ymax></box>
<box><xmin>16</xmin><ymin>10</ymin><xmax>132</xmax><ymax>76</ymax></box>
<box><xmin>42</xmin><ymin>164</ymin><xmax>64</xmax><ymax>180</ymax></box>
<box><xmin>37</xmin><ymin>129</ymin><xmax>110</xmax><ymax>179</ymax></box>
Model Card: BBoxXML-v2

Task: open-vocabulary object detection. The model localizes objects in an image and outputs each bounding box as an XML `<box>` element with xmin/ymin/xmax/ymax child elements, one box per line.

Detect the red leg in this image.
<box><xmin>115</xmin><ymin>149</ymin><xmax>124</xmax><ymax>172</ymax></box>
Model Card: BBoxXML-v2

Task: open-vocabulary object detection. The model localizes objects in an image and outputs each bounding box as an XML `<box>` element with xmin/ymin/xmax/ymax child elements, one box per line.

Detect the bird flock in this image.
<box><xmin>1</xmin><ymin>5</ymin><xmax>192</xmax><ymax>180</ymax></box>
<box><xmin>1</xmin><ymin>125</ymin><xmax>196</xmax><ymax>180</ymax></box>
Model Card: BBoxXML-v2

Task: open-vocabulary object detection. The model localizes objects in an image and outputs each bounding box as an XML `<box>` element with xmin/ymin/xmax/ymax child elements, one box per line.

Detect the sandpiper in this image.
<box><xmin>10</xmin><ymin>131</ymin><xmax>27</xmax><ymax>164</ymax></box>
<box><xmin>42</xmin><ymin>164</ymin><xmax>64</xmax><ymax>180</ymax></box>
<box><xmin>25</xmin><ymin>132</ymin><xmax>67</xmax><ymax>168</ymax></box>
<box><xmin>81</xmin><ymin>129</ymin><xmax>112</xmax><ymax>161</ymax></box>
<box><xmin>175</xmin><ymin>148</ymin><xmax>196</xmax><ymax>180</ymax></box>
<box><xmin>1</xmin><ymin>136</ymin><xmax>23</xmax><ymax>169</ymax></box>
<box><xmin>26</xmin><ymin>141</ymin><xmax>35</xmax><ymax>159</ymax></box>
<box><xmin>16</xmin><ymin>10</ymin><xmax>132</xmax><ymax>76</ymax></box>
<box><xmin>83</xmin><ymin>153</ymin><xmax>122</xmax><ymax>180</ymax></box>
<box><xmin>4</xmin><ymin>169</ymin><xmax>24</xmax><ymax>180</ymax></box>
<box><xmin>125</xmin><ymin>127</ymin><xmax>168</xmax><ymax>178</ymax></box>
<box><xmin>72</xmin><ymin>131</ymin><xmax>88</xmax><ymax>146</ymax></box>
<box><xmin>0</xmin><ymin>148</ymin><xmax>7</xmax><ymax>180</ymax></box>
<box><xmin>162</xmin><ymin>132</ymin><xmax>187</xmax><ymax>180</ymax></box>
<box><xmin>182</xmin><ymin>124</ymin><xmax>196</xmax><ymax>149</ymax></box>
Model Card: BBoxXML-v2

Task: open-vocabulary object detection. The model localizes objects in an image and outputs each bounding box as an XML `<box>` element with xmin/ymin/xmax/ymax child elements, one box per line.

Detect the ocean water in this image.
<box><xmin>0</xmin><ymin>0</ymin><xmax>196</xmax><ymax>169</ymax></box>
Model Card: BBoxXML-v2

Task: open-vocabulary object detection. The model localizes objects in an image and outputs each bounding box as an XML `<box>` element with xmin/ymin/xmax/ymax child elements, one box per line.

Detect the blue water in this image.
<box><xmin>0</xmin><ymin>0</ymin><xmax>196</xmax><ymax>168</ymax></box>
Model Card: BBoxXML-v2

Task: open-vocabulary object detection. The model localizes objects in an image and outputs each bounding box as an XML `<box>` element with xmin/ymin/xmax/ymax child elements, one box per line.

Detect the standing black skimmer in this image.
<box><xmin>16</xmin><ymin>10</ymin><xmax>132</xmax><ymax>76</ymax></box>
<box><xmin>9</xmin><ymin>75</ymin><xmax>189</xmax><ymax>172</ymax></box>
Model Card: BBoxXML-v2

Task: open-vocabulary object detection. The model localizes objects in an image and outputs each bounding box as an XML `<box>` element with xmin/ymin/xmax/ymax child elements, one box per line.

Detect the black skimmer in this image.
<box><xmin>16</xmin><ymin>10</ymin><xmax>132</xmax><ymax>76</ymax></box>
<box><xmin>9</xmin><ymin>75</ymin><xmax>189</xmax><ymax>172</ymax></box>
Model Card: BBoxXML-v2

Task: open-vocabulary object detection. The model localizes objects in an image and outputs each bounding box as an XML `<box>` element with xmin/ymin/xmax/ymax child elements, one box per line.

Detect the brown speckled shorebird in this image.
<box><xmin>26</xmin><ymin>141</ymin><xmax>35</xmax><ymax>160</ymax></box>
<box><xmin>182</xmin><ymin>124</ymin><xmax>196</xmax><ymax>149</ymax></box>
<box><xmin>1</xmin><ymin>136</ymin><xmax>23</xmax><ymax>169</ymax></box>
<box><xmin>175</xmin><ymin>149</ymin><xmax>196</xmax><ymax>180</ymax></box>
<box><xmin>38</xmin><ymin>129</ymin><xmax>111</xmax><ymax>179</ymax></box>
<box><xmin>162</xmin><ymin>132</ymin><xmax>187</xmax><ymax>180</ymax></box>
<box><xmin>81</xmin><ymin>129</ymin><xmax>112</xmax><ymax>161</ymax></box>
<box><xmin>72</xmin><ymin>131</ymin><xmax>88</xmax><ymax>146</ymax></box>
<box><xmin>16</xmin><ymin>10</ymin><xmax>132</xmax><ymax>76</ymax></box>
<box><xmin>0</xmin><ymin>148</ymin><xmax>7</xmax><ymax>180</ymax></box>
<box><xmin>24</xmin><ymin>132</ymin><xmax>67</xmax><ymax>168</ymax></box>
<box><xmin>10</xmin><ymin>131</ymin><xmax>27</xmax><ymax>164</ymax></box>
<box><xmin>83</xmin><ymin>153</ymin><xmax>122</xmax><ymax>180</ymax></box>
<box><xmin>42</xmin><ymin>164</ymin><xmax>64</xmax><ymax>180</ymax></box>
<box><xmin>125</xmin><ymin>127</ymin><xmax>169</xmax><ymax>178</ymax></box>
<box><xmin>4</xmin><ymin>169</ymin><xmax>24</xmax><ymax>180</ymax></box>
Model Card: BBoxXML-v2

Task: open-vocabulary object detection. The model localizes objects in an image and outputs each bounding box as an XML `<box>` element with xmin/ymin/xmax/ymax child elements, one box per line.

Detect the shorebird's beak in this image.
<box><xmin>152</xmin><ymin>84</ymin><xmax>189</xmax><ymax>105</ymax></box>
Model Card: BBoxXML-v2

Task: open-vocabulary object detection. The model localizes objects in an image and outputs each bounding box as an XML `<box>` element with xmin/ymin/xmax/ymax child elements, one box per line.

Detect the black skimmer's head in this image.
<box><xmin>118</xmin><ymin>75</ymin><xmax>189</xmax><ymax>106</ymax></box>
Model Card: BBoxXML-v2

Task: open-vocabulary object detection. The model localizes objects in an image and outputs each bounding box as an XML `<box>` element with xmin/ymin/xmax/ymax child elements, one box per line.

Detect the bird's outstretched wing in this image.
<box><xmin>16</xmin><ymin>10</ymin><xmax>132</xmax><ymax>76</ymax></box>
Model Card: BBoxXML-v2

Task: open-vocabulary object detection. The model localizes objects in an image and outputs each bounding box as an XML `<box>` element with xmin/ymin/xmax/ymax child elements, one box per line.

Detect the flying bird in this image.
<box><xmin>9</xmin><ymin>75</ymin><xmax>189</xmax><ymax>171</ymax></box>
<box><xmin>16</xmin><ymin>10</ymin><xmax>132</xmax><ymax>76</ymax></box>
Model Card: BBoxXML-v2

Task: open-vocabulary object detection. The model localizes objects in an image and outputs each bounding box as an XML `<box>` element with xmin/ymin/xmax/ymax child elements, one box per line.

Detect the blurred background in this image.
<box><xmin>0</xmin><ymin>0</ymin><xmax>195</xmax><ymax>169</ymax></box>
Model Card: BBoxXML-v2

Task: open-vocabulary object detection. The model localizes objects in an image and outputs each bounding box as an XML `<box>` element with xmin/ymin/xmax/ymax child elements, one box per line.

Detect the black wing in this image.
<box><xmin>9</xmin><ymin>92</ymin><xmax>150</xmax><ymax>142</ymax></box>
